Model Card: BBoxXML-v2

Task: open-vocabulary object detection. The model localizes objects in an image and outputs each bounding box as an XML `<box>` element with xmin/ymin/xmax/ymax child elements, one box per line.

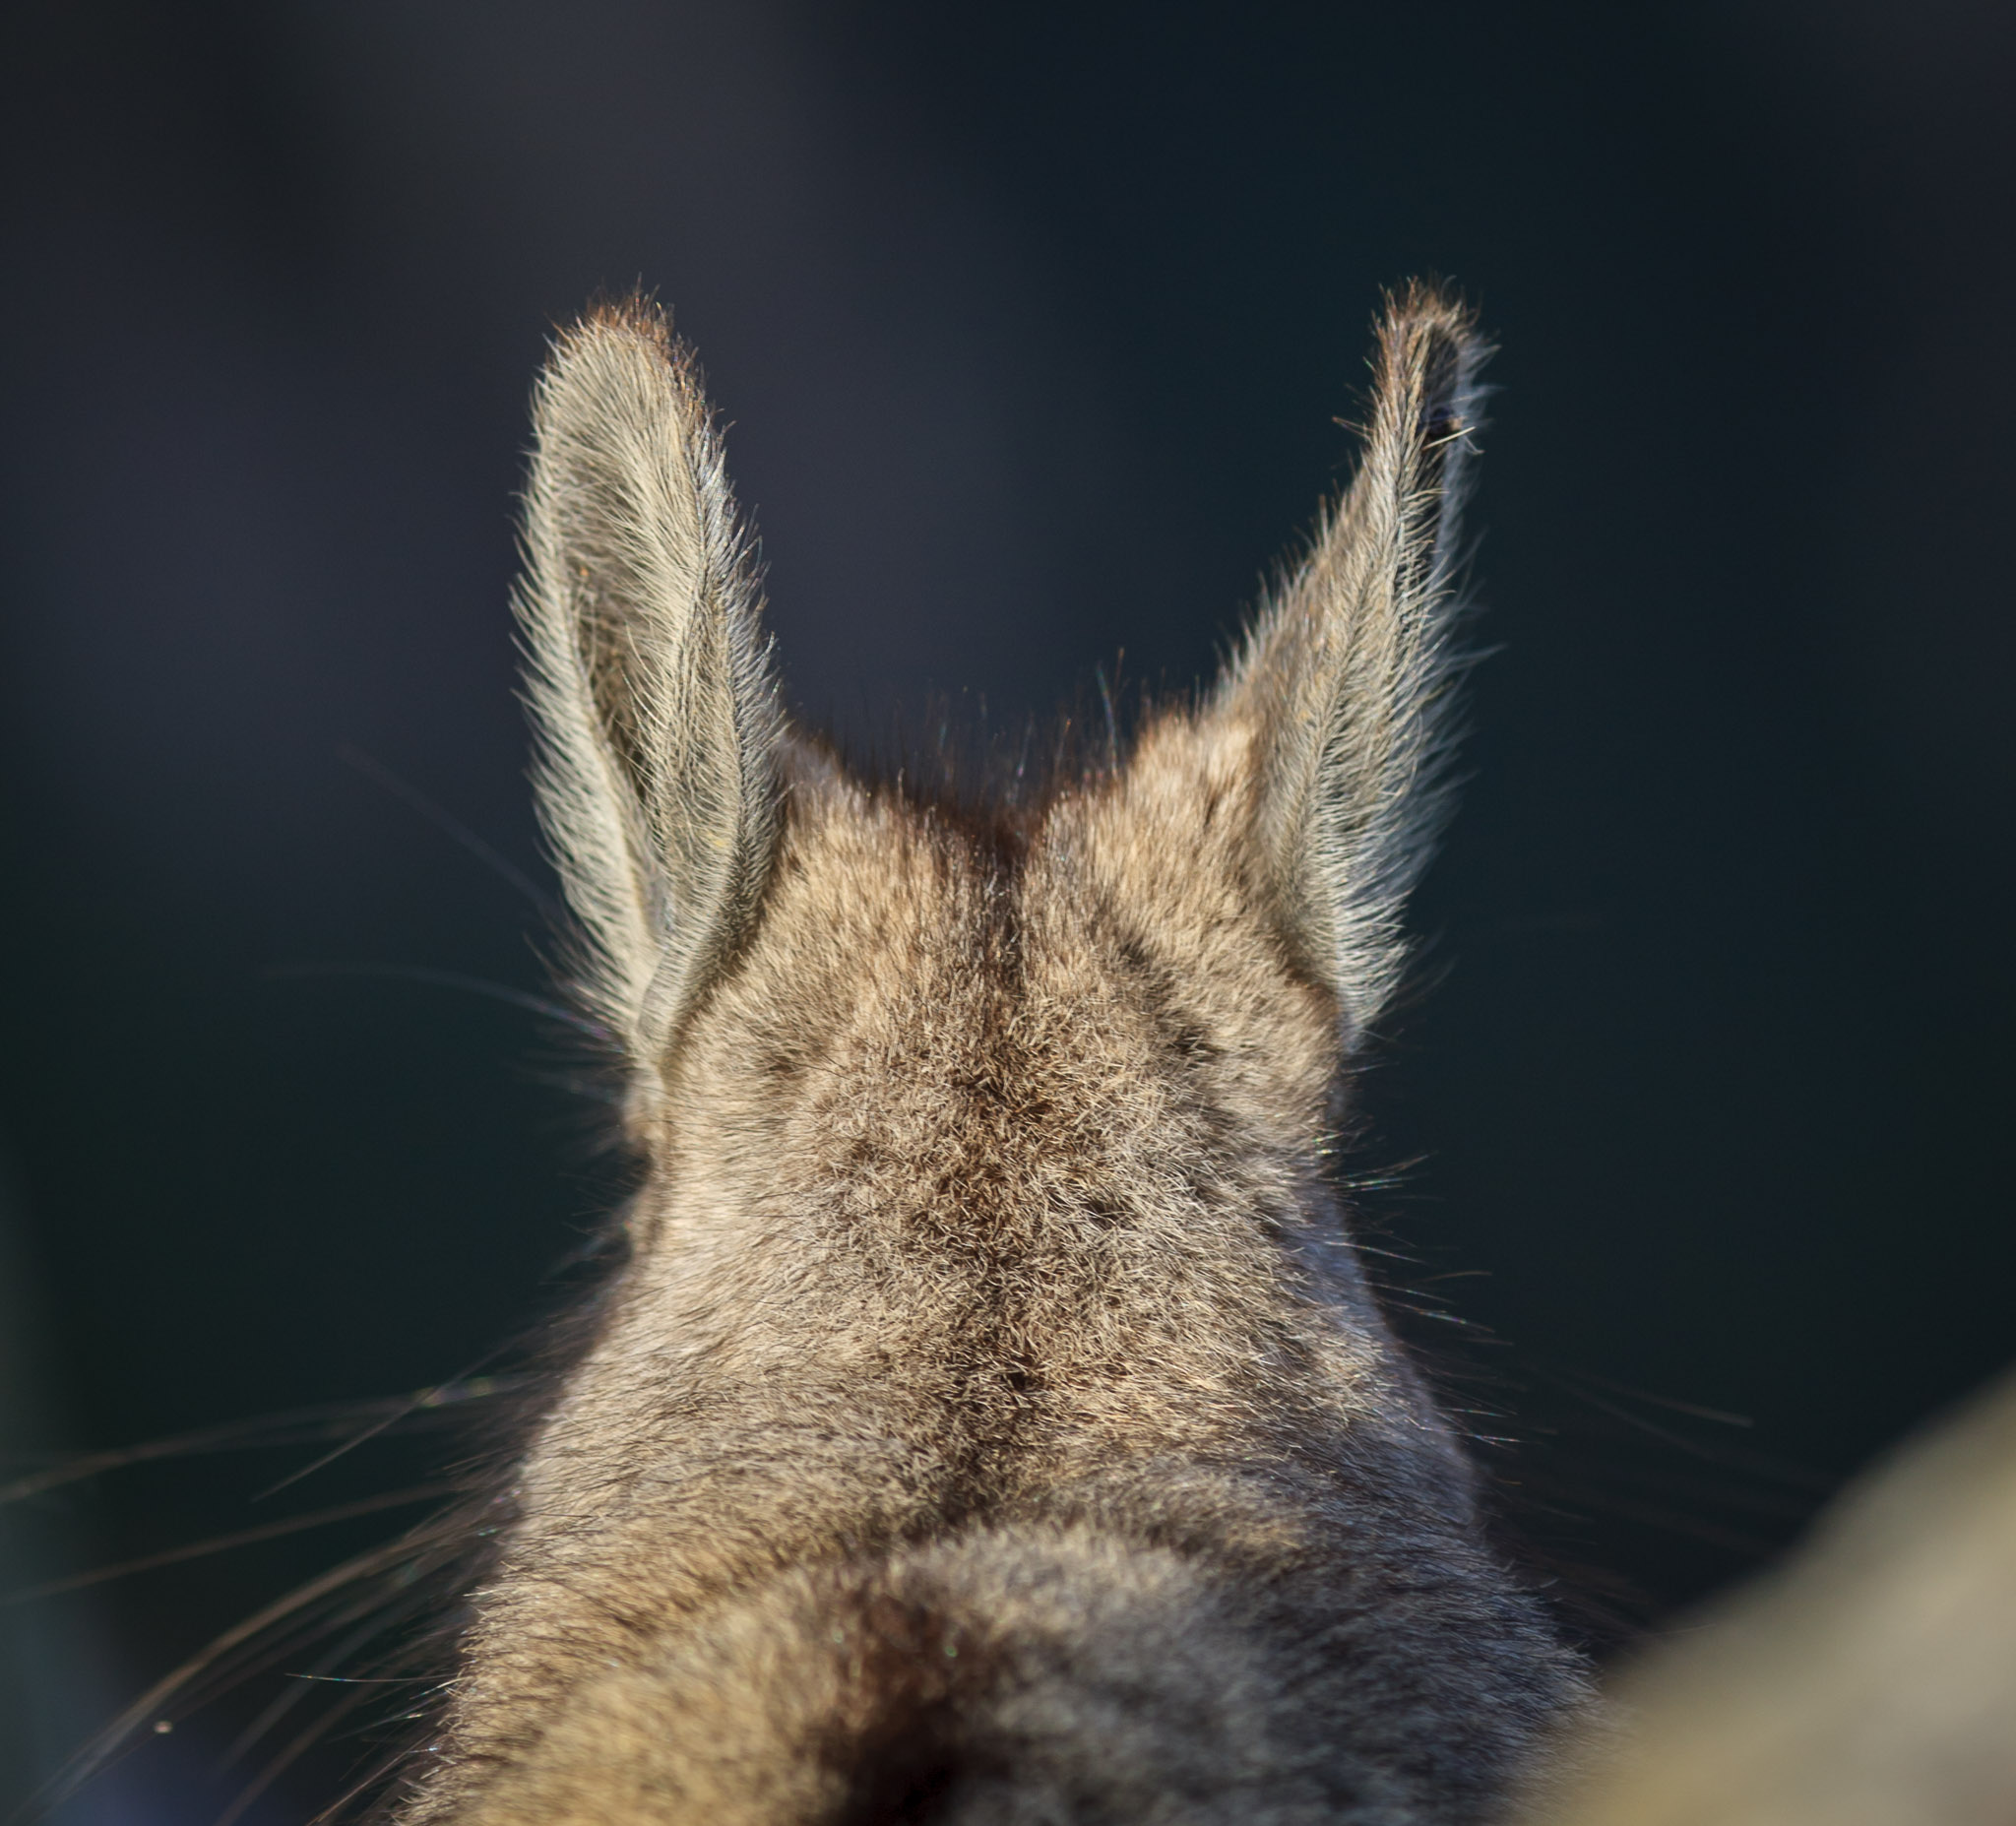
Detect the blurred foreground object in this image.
<box><xmin>1528</xmin><ymin>1365</ymin><xmax>2016</xmax><ymax>1826</ymax></box>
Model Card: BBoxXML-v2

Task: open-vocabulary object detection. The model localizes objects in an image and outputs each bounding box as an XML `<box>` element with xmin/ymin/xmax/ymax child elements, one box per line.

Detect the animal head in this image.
<box><xmin>396</xmin><ymin>285</ymin><xmax>1585</xmax><ymax>1824</ymax></box>
<box><xmin>521</xmin><ymin>282</ymin><xmax>1480</xmax><ymax>1158</ymax></box>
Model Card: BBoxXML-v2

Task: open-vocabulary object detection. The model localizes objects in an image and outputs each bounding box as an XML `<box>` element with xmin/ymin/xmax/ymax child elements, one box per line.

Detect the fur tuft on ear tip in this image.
<box><xmin>1370</xmin><ymin>281</ymin><xmax>1490</xmax><ymax>450</ymax></box>
<box><xmin>562</xmin><ymin>293</ymin><xmax>695</xmax><ymax>388</ymax></box>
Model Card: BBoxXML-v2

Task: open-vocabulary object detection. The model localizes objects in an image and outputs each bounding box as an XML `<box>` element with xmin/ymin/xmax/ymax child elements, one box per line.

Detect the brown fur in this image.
<box><xmin>390</xmin><ymin>286</ymin><xmax>1590</xmax><ymax>1823</ymax></box>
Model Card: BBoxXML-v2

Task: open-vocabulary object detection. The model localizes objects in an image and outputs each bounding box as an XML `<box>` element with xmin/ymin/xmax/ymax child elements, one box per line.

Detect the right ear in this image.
<box><xmin>1210</xmin><ymin>283</ymin><xmax>1486</xmax><ymax>1043</ymax></box>
<box><xmin>516</xmin><ymin>300</ymin><xmax>783</xmax><ymax>1082</ymax></box>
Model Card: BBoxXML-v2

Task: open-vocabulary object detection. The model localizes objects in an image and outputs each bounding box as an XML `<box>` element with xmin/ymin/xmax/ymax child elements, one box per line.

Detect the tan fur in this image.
<box><xmin>390</xmin><ymin>287</ymin><xmax>1588</xmax><ymax>1823</ymax></box>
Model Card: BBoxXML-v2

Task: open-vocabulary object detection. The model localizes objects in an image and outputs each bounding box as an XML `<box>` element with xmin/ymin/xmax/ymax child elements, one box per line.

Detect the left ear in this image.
<box><xmin>1215</xmin><ymin>282</ymin><xmax>1488</xmax><ymax>1042</ymax></box>
<box><xmin>515</xmin><ymin>299</ymin><xmax>784</xmax><ymax>1080</ymax></box>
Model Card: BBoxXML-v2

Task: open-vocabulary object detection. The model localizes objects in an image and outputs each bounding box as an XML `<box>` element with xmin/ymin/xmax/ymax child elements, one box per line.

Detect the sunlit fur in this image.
<box><xmin>391</xmin><ymin>288</ymin><xmax>1590</xmax><ymax>1824</ymax></box>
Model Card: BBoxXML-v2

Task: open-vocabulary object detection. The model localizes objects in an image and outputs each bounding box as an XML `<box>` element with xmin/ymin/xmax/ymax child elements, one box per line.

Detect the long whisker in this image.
<box><xmin>262</xmin><ymin>962</ymin><xmax>609</xmax><ymax>1039</ymax></box>
<box><xmin>253</xmin><ymin>1351</ymin><xmax>513</xmax><ymax>1501</ymax></box>
<box><xmin>218</xmin><ymin>1597</ymin><xmax>435</xmax><ymax>1770</ymax></box>
<box><xmin>1540</xmin><ymin>1365</ymin><xmax>1755</xmax><ymax>1428</ymax></box>
<box><xmin>157</xmin><ymin>1548</ymin><xmax>464</xmax><ymax>1750</ymax></box>
<box><xmin>337</xmin><ymin>744</ymin><xmax>565</xmax><ymax>922</ymax></box>
<box><xmin>0</xmin><ymin>1378</ymin><xmax>522</xmax><ymax>1508</ymax></box>
<box><xmin>215</xmin><ymin>1677</ymin><xmax>386</xmax><ymax>1826</ymax></box>
<box><xmin>0</xmin><ymin>1483</ymin><xmax>464</xmax><ymax>1606</ymax></box>
<box><xmin>1528</xmin><ymin>1362</ymin><xmax>1835</xmax><ymax>1487</ymax></box>
<box><xmin>214</xmin><ymin>1575</ymin><xmax>458</xmax><ymax>1824</ymax></box>
<box><xmin>15</xmin><ymin>1515</ymin><xmax>474</xmax><ymax>1822</ymax></box>
<box><xmin>307</xmin><ymin>1733</ymin><xmax>437</xmax><ymax>1826</ymax></box>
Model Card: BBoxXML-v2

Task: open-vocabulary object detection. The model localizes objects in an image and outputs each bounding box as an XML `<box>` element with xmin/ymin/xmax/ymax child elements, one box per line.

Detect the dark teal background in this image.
<box><xmin>3</xmin><ymin>2</ymin><xmax>2013</xmax><ymax>1816</ymax></box>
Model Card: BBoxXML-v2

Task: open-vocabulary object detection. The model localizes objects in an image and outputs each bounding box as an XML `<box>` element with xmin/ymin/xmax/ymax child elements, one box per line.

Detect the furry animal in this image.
<box><xmin>390</xmin><ymin>283</ymin><xmax>1592</xmax><ymax>1824</ymax></box>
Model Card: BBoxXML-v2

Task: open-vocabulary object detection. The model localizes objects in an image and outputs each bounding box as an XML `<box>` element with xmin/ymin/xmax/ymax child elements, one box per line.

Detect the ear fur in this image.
<box><xmin>1220</xmin><ymin>282</ymin><xmax>1487</xmax><ymax>1042</ymax></box>
<box><xmin>516</xmin><ymin>300</ymin><xmax>782</xmax><ymax>1080</ymax></box>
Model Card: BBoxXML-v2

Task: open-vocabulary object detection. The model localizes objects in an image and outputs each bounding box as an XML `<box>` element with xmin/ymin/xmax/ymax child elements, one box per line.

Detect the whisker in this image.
<box><xmin>1094</xmin><ymin>661</ymin><xmax>1119</xmax><ymax>773</ymax></box>
<box><xmin>215</xmin><ymin>1675</ymin><xmax>385</xmax><ymax>1826</ymax></box>
<box><xmin>1540</xmin><ymin>1364</ymin><xmax>1756</xmax><ymax>1428</ymax></box>
<box><xmin>254</xmin><ymin>1352</ymin><xmax>511</xmax><ymax>1500</ymax></box>
<box><xmin>1527</xmin><ymin>1363</ymin><xmax>1835</xmax><ymax>1489</ymax></box>
<box><xmin>262</xmin><ymin>962</ymin><xmax>609</xmax><ymax>1039</ymax></box>
<box><xmin>17</xmin><ymin>1516</ymin><xmax>474</xmax><ymax>1822</ymax></box>
<box><xmin>220</xmin><ymin>1581</ymin><xmax>447</xmax><ymax>1771</ymax></box>
<box><xmin>337</xmin><ymin>744</ymin><xmax>565</xmax><ymax>922</ymax></box>
<box><xmin>305</xmin><ymin>1743</ymin><xmax>422</xmax><ymax>1826</ymax></box>
<box><xmin>0</xmin><ymin>1378</ymin><xmax>522</xmax><ymax>1508</ymax></box>
<box><xmin>163</xmin><ymin>1544</ymin><xmax>467</xmax><ymax>1737</ymax></box>
<box><xmin>1</xmin><ymin>1482</ymin><xmax>464</xmax><ymax>1606</ymax></box>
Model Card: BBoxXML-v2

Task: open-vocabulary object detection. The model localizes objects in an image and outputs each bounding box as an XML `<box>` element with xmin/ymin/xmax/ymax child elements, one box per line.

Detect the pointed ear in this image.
<box><xmin>1218</xmin><ymin>283</ymin><xmax>1487</xmax><ymax>1042</ymax></box>
<box><xmin>516</xmin><ymin>300</ymin><xmax>783</xmax><ymax>1076</ymax></box>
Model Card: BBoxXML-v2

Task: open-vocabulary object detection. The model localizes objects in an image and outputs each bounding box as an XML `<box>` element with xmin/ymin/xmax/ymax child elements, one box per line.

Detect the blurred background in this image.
<box><xmin>3</xmin><ymin>0</ymin><xmax>2013</xmax><ymax>1817</ymax></box>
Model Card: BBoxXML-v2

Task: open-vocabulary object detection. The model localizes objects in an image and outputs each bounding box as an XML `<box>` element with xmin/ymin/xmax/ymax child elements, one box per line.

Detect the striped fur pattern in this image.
<box><xmin>393</xmin><ymin>286</ymin><xmax>1589</xmax><ymax>1823</ymax></box>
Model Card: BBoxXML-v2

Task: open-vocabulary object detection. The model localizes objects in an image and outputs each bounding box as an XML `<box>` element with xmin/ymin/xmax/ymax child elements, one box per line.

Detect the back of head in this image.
<box><xmin>389</xmin><ymin>288</ymin><xmax>1588</xmax><ymax>1824</ymax></box>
